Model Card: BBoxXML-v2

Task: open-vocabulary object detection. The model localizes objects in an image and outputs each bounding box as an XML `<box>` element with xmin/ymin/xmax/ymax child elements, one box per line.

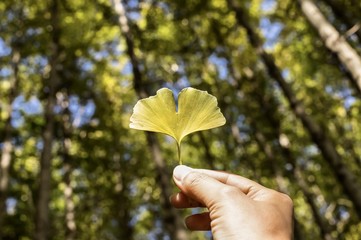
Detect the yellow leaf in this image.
<box><xmin>129</xmin><ymin>87</ymin><xmax>226</xmax><ymax>164</ymax></box>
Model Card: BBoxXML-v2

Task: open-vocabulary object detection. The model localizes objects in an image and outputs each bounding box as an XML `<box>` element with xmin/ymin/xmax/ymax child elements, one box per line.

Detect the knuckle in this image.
<box><xmin>278</xmin><ymin>192</ymin><xmax>293</xmax><ymax>207</ymax></box>
<box><xmin>183</xmin><ymin>172</ymin><xmax>207</xmax><ymax>188</ymax></box>
<box><xmin>219</xmin><ymin>185</ymin><xmax>240</xmax><ymax>198</ymax></box>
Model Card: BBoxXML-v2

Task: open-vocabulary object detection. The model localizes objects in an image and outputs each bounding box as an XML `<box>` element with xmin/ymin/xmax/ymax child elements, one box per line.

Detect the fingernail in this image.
<box><xmin>173</xmin><ymin>165</ymin><xmax>193</xmax><ymax>181</ymax></box>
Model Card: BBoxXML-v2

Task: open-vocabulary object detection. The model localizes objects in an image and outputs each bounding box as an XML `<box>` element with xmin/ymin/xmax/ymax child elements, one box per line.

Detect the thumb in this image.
<box><xmin>173</xmin><ymin>165</ymin><xmax>228</xmax><ymax>207</ymax></box>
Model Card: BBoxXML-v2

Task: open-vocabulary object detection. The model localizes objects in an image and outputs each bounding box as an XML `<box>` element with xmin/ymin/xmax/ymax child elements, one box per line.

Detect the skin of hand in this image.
<box><xmin>170</xmin><ymin>165</ymin><xmax>293</xmax><ymax>240</ymax></box>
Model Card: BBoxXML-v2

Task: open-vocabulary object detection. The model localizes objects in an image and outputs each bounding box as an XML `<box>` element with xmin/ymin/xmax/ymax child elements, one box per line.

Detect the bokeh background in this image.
<box><xmin>1</xmin><ymin>0</ymin><xmax>361</xmax><ymax>239</ymax></box>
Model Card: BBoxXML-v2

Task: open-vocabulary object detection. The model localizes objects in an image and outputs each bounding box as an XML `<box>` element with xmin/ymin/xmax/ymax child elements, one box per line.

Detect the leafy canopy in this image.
<box><xmin>129</xmin><ymin>87</ymin><xmax>226</xmax><ymax>164</ymax></box>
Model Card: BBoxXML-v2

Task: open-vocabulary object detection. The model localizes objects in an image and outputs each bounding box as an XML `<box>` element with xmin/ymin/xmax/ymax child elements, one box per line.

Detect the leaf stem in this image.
<box><xmin>177</xmin><ymin>143</ymin><xmax>182</xmax><ymax>165</ymax></box>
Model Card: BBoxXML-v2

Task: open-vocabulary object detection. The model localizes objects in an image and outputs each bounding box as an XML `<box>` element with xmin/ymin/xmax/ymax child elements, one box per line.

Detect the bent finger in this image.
<box><xmin>173</xmin><ymin>166</ymin><xmax>264</xmax><ymax>196</ymax></box>
<box><xmin>170</xmin><ymin>192</ymin><xmax>205</xmax><ymax>208</ymax></box>
<box><xmin>194</xmin><ymin>168</ymin><xmax>264</xmax><ymax>195</ymax></box>
<box><xmin>185</xmin><ymin>212</ymin><xmax>211</xmax><ymax>231</ymax></box>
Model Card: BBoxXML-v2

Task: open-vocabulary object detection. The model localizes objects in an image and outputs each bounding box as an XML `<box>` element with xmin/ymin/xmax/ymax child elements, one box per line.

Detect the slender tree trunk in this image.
<box><xmin>216</xmin><ymin>21</ymin><xmax>337</xmax><ymax>235</ymax></box>
<box><xmin>280</xmin><ymin>134</ymin><xmax>336</xmax><ymax>239</ymax></box>
<box><xmin>111</xmin><ymin>0</ymin><xmax>187</xmax><ymax>239</ymax></box>
<box><xmin>298</xmin><ymin>0</ymin><xmax>361</xmax><ymax>96</ymax></box>
<box><xmin>251</xmin><ymin>127</ymin><xmax>305</xmax><ymax>240</ymax></box>
<box><xmin>58</xmin><ymin>92</ymin><xmax>77</xmax><ymax>240</ymax></box>
<box><xmin>117</xmin><ymin>183</ymin><xmax>134</xmax><ymax>239</ymax></box>
<box><xmin>63</xmin><ymin>161</ymin><xmax>76</xmax><ymax>240</ymax></box>
<box><xmin>35</xmin><ymin>0</ymin><xmax>60</xmax><ymax>239</ymax></box>
<box><xmin>253</xmin><ymin>130</ymin><xmax>287</xmax><ymax>191</ymax></box>
<box><xmin>146</xmin><ymin>134</ymin><xmax>187</xmax><ymax>240</ymax></box>
<box><xmin>198</xmin><ymin>132</ymin><xmax>216</xmax><ymax>169</ymax></box>
<box><xmin>322</xmin><ymin>0</ymin><xmax>361</xmax><ymax>43</ymax></box>
<box><xmin>0</xmin><ymin>49</ymin><xmax>20</xmax><ymax>238</ymax></box>
<box><xmin>227</xmin><ymin>0</ymin><xmax>361</xmax><ymax>219</ymax></box>
<box><xmin>333</xmin><ymin>119</ymin><xmax>361</xmax><ymax>169</ymax></box>
<box><xmin>252</xmin><ymin>120</ymin><xmax>335</xmax><ymax>240</ymax></box>
<box><xmin>294</xmin><ymin>166</ymin><xmax>335</xmax><ymax>240</ymax></box>
<box><xmin>104</xmin><ymin>111</ymin><xmax>134</xmax><ymax>237</ymax></box>
<box><xmin>254</xmin><ymin>75</ymin><xmax>336</xmax><ymax>239</ymax></box>
<box><xmin>113</xmin><ymin>158</ymin><xmax>134</xmax><ymax>239</ymax></box>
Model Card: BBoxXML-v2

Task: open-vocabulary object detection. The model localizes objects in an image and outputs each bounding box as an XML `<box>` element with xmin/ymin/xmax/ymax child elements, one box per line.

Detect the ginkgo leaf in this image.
<box><xmin>129</xmin><ymin>87</ymin><xmax>226</xmax><ymax>164</ymax></box>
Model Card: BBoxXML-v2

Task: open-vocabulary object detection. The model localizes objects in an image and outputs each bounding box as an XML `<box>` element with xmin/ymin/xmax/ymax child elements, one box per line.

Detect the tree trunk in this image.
<box><xmin>111</xmin><ymin>0</ymin><xmax>188</xmax><ymax>238</ymax></box>
<box><xmin>252</xmin><ymin>117</ymin><xmax>335</xmax><ymax>239</ymax></box>
<box><xmin>58</xmin><ymin>92</ymin><xmax>77</xmax><ymax>240</ymax></box>
<box><xmin>216</xmin><ymin>20</ymin><xmax>339</xmax><ymax>234</ymax></box>
<box><xmin>227</xmin><ymin>0</ymin><xmax>361</xmax><ymax>219</ymax></box>
<box><xmin>35</xmin><ymin>0</ymin><xmax>60</xmax><ymax>239</ymax></box>
<box><xmin>0</xmin><ymin>49</ymin><xmax>20</xmax><ymax>238</ymax></box>
<box><xmin>254</xmin><ymin>88</ymin><xmax>335</xmax><ymax>238</ymax></box>
<box><xmin>298</xmin><ymin>0</ymin><xmax>361</xmax><ymax>96</ymax></box>
<box><xmin>63</xmin><ymin>161</ymin><xmax>76</xmax><ymax>240</ymax></box>
<box><xmin>113</xmin><ymin>158</ymin><xmax>134</xmax><ymax>239</ymax></box>
<box><xmin>146</xmin><ymin>134</ymin><xmax>187</xmax><ymax>240</ymax></box>
<box><xmin>198</xmin><ymin>132</ymin><xmax>216</xmax><ymax>169</ymax></box>
<box><xmin>294</xmin><ymin>167</ymin><xmax>335</xmax><ymax>240</ymax></box>
<box><xmin>322</xmin><ymin>0</ymin><xmax>361</xmax><ymax>43</ymax></box>
<box><xmin>251</xmin><ymin>130</ymin><xmax>305</xmax><ymax>240</ymax></box>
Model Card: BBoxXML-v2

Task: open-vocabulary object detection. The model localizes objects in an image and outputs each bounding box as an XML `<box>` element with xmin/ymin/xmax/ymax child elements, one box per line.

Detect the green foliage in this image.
<box><xmin>1</xmin><ymin>0</ymin><xmax>361</xmax><ymax>239</ymax></box>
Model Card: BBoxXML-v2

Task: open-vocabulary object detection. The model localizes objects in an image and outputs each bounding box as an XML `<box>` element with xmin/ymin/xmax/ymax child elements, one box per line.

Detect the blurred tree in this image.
<box><xmin>0</xmin><ymin>0</ymin><xmax>361</xmax><ymax>239</ymax></box>
<box><xmin>111</xmin><ymin>0</ymin><xmax>188</xmax><ymax>239</ymax></box>
<box><xmin>228</xmin><ymin>0</ymin><xmax>361</xmax><ymax>219</ymax></box>
<box><xmin>0</xmin><ymin>32</ymin><xmax>20</xmax><ymax>239</ymax></box>
<box><xmin>35</xmin><ymin>0</ymin><xmax>60</xmax><ymax>238</ymax></box>
<box><xmin>321</xmin><ymin>0</ymin><xmax>361</xmax><ymax>43</ymax></box>
<box><xmin>298</xmin><ymin>0</ymin><xmax>361</xmax><ymax>96</ymax></box>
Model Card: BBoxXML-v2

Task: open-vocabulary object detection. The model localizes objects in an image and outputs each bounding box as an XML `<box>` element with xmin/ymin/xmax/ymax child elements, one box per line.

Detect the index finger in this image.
<box><xmin>189</xmin><ymin>168</ymin><xmax>264</xmax><ymax>196</ymax></box>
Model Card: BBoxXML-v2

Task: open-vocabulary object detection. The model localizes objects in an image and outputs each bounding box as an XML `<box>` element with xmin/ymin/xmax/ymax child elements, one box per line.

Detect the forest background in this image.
<box><xmin>1</xmin><ymin>0</ymin><xmax>361</xmax><ymax>239</ymax></box>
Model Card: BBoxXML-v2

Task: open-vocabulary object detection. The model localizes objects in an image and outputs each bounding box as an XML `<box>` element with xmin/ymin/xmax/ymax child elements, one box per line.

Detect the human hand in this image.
<box><xmin>170</xmin><ymin>165</ymin><xmax>293</xmax><ymax>240</ymax></box>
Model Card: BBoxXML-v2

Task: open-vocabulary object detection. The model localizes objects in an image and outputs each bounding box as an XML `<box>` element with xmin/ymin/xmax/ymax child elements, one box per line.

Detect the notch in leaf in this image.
<box><xmin>129</xmin><ymin>87</ymin><xmax>226</xmax><ymax>164</ymax></box>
